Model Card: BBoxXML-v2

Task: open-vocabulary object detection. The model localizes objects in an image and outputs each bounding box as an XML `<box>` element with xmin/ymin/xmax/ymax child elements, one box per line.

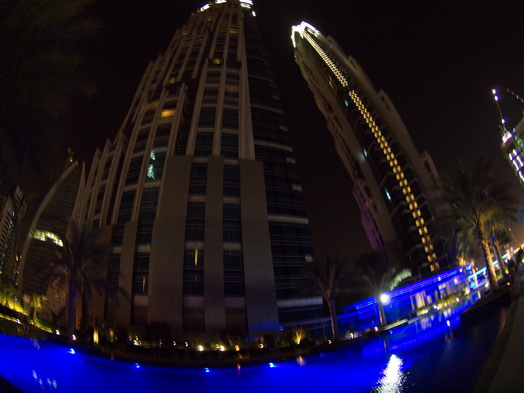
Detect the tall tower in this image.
<box><xmin>83</xmin><ymin>1</ymin><xmax>320</xmax><ymax>334</ymax></box>
<box><xmin>291</xmin><ymin>22</ymin><xmax>439</xmax><ymax>272</ymax></box>
<box><xmin>492</xmin><ymin>88</ymin><xmax>524</xmax><ymax>187</ymax></box>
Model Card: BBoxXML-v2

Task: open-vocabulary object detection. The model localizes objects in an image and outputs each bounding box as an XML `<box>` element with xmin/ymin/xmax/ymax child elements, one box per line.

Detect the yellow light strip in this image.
<box><xmin>349</xmin><ymin>91</ymin><xmax>437</xmax><ymax>266</ymax></box>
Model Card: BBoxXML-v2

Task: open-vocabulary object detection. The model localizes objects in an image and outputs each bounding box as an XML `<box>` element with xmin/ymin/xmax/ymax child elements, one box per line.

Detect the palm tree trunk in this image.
<box><xmin>67</xmin><ymin>278</ymin><xmax>77</xmax><ymax>340</ymax></box>
<box><xmin>327</xmin><ymin>297</ymin><xmax>340</xmax><ymax>341</ymax></box>
<box><xmin>478</xmin><ymin>229</ymin><xmax>499</xmax><ymax>292</ymax></box>
<box><xmin>377</xmin><ymin>297</ymin><xmax>387</xmax><ymax>327</ymax></box>
<box><xmin>491</xmin><ymin>233</ymin><xmax>508</xmax><ymax>277</ymax></box>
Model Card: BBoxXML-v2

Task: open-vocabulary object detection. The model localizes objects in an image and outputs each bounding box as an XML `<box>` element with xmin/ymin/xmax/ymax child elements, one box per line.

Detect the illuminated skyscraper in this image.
<box><xmin>292</xmin><ymin>22</ymin><xmax>440</xmax><ymax>272</ymax></box>
<box><xmin>493</xmin><ymin>88</ymin><xmax>524</xmax><ymax>187</ymax></box>
<box><xmin>82</xmin><ymin>1</ymin><xmax>319</xmax><ymax>334</ymax></box>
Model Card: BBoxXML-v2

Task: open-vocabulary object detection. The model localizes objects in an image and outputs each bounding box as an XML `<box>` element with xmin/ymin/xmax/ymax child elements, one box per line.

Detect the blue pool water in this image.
<box><xmin>0</xmin><ymin>301</ymin><xmax>506</xmax><ymax>393</ymax></box>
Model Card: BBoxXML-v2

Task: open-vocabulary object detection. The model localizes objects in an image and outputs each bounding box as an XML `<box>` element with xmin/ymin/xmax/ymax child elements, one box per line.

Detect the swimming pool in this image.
<box><xmin>0</xmin><ymin>301</ymin><xmax>503</xmax><ymax>393</ymax></box>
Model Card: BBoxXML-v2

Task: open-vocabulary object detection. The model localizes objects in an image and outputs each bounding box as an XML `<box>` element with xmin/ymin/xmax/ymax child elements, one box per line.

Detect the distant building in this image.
<box><xmin>19</xmin><ymin>163</ymin><xmax>85</xmax><ymax>303</ymax></box>
<box><xmin>0</xmin><ymin>186</ymin><xmax>26</xmax><ymax>281</ymax></box>
<box><xmin>81</xmin><ymin>0</ymin><xmax>320</xmax><ymax>335</ymax></box>
<box><xmin>494</xmin><ymin>88</ymin><xmax>524</xmax><ymax>187</ymax></box>
<box><xmin>291</xmin><ymin>22</ymin><xmax>440</xmax><ymax>272</ymax></box>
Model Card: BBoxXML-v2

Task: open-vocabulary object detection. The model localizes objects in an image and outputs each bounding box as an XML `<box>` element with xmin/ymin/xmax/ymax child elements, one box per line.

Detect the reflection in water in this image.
<box><xmin>373</xmin><ymin>354</ymin><xmax>406</xmax><ymax>393</ymax></box>
<box><xmin>0</xmin><ymin>298</ymin><xmax>504</xmax><ymax>393</ymax></box>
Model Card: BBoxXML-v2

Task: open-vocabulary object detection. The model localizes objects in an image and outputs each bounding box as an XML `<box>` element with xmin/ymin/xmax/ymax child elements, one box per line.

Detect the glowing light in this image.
<box><xmin>161</xmin><ymin>109</ymin><xmax>175</xmax><ymax>118</ymax></box>
<box><xmin>198</xmin><ymin>345</ymin><xmax>204</xmax><ymax>352</ymax></box>
<box><xmin>33</xmin><ymin>230</ymin><xmax>63</xmax><ymax>247</ymax></box>
<box><xmin>380</xmin><ymin>293</ymin><xmax>390</xmax><ymax>304</ymax></box>
<box><xmin>269</xmin><ymin>363</ymin><xmax>277</xmax><ymax>368</ymax></box>
<box><xmin>374</xmin><ymin>354</ymin><xmax>406</xmax><ymax>392</ymax></box>
<box><xmin>240</xmin><ymin>0</ymin><xmax>253</xmax><ymax>8</ymax></box>
<box><xmin>205</xmin><ymin>368</ymin><xmax>210</xmax><ymax>373</ymax></box>
<box><xmin>134</xmin><ymin>363</ymin><xmax>140</xmax><ymax>369</ymax></box>
<box><xmin>68</xmin><ymin>348</ymin><xmax>75</xmax><ymax>354</ymax></box>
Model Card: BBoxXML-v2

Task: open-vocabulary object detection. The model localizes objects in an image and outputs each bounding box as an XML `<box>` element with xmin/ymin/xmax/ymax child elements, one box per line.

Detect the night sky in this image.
<box><xmin>55</xmin><ymin>0</ymin><xmax>524</xmax><ymax>258</ymax></box>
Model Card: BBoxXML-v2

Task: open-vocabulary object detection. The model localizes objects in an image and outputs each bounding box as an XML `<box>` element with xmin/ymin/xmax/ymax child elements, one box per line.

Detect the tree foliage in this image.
<box><xmin>50</xmin><ymin>221</ymin><xmax>112</xmax><ymax>339</ymax></box>
<box><xmin>432</xmin><ymin>158</ymin><xmax>518</xmax><ymax>292</ymax></box>
<box><xmin>356</xmin><ymin>251</ymin><xmax>411</xmax><ymax>326</ymax></box>
<box><xmin>305</xmin><ymin>254</ymin><xmax>356</xmax><ymax>341</ymax></box>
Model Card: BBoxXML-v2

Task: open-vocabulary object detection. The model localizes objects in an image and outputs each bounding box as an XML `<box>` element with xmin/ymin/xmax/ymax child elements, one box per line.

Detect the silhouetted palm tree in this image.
<box><xmin>433</xmin><ymin>158</ymin><xmax>518</xmax><ymax>292</ymax></box>
<box><xmin>50</xmin><ymin>221</ymin><xmax>112</xmax><ymax>339</ymax></box>
<box><xmin>357</xmin><ymin>251</ymin><xmax>411</xmax><ymax>327</ymax></box>
<box><xmin>305</xmin><ymin>255</ymin><xmax>356</xmax><ymax>341</ymax></box>
<box><xmin>0</xmin><ymin>0</ymin><xmax>97</xmax><ymax>182</ymax></box>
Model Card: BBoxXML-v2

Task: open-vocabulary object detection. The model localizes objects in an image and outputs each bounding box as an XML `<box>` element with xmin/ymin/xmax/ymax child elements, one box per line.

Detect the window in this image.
<box><xmin>198</xmin><ymin>107</ymin><xmax>216</xmax><ymax>127</ymax></box>
<box><xmin>223</xmin><ymin>164</ymin><xmax>239</xmax><ymax>197</ymax></box>
<box><xmin>134</xmin><ymin>129</ymin><xmax>150</xmax><ymax>153</ymax></box>
<box><xmin>189</xmin><ymin>163</ymin><xmax>207</xmax><ymax>195</ymax></box>
<box><xmin>222</xmin><ymin>108</ymin><xmax>238</xmax><ymax>129</ymax></box>
<box><xmin>223</xmin><ymin>203</ymin><xmax>241</xmax><ymax>242</ymax></box>
<box><xmin>145</xmin><ymin>151</ymin><xmax>166</xmax><ymax>182</ymax></box>
<box><xmin>224</xmin><ymin>250</ymin><xmax>244</xmax><ymax>297</ymax></box>
<box><xmin>125</xmin><ymin>156</ymin><xmax>143</xmax><ymax>185</ymax></box>
<box><xmin>184</xmin><ymin>248</ymin><xmax>204</xmax><ymax>295</ymax></box>
<box><xmin>194</xmin><ymin>132</ymin><xmax>213</xmax><ymax>157</ymax></box>
<box><xmin>133</xmin><ymin>253</ymin><xmax>149</xmax><ymax>295</ymax></box>
<box><xmin>137</xmin><ymin>188</ymin><xmax>159</xmax><ymax>245</ymax></box>
<box><xmin>185</xmin><ymin>202</ymin><xmax>205</xmax><ymax>241</ymax></box>
<box><xmin>221</xmin><ymin>133</ymin><xmax>238</xmax><ymax>158</ymax></box>
<box><xmin>153</xmin><ymin>125</ymin><xmax>171</xmax><ymax>148</ymax></box>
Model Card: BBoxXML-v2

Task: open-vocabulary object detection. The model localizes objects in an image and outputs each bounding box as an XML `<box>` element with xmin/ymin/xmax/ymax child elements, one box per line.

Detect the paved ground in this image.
<box><xmin>470</xmin><ymin>272</ymin><xmax>524</xmax><ymax>392</ymax></box>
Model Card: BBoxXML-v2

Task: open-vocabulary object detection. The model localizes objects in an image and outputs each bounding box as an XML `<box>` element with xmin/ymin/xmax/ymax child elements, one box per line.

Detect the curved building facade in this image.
<box><xmin>292</xmin><ymin>22</ymin><xmax>440</xmax><ymax>272</ymax></box>
<box><xmin>83</xmin><ymin>1</ymin><xmax>320</xmax><ymax>334</ymax></box>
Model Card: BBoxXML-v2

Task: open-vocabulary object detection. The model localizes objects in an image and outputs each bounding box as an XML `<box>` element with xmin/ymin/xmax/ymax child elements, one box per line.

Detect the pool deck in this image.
<box><xmin>469</xmin><ymin>271</ymin><xmax>524</xmax><ymax>392</ymax></box>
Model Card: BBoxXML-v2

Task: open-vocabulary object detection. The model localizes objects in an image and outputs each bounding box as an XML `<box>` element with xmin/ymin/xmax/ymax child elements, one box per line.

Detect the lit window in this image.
<box><xmin>161</xmin><ymin>109</ymin><xmax>175</xmax><ymax>118</ymax></box>
<box><xmin>33</xmin><ymin>230</ymin><xmax>63</xmax><ymax>247</ymax></box>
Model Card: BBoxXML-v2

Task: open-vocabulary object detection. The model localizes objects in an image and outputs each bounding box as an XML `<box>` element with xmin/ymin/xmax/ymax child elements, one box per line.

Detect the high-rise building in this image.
<box><xmin>19</xmin><ymin>162</ymin><xmax>85</xmax><ymax>296</ymax></box>
<box><xmin>291</xmin><ymin>22</ymin><xmax>440</xmax><ymax>272</ymax></box>
<box><xmin>82</xmin><ymin>0</ymin><xmax>320</xmax><ymax>335</ymax></box>
<box><xmin>0</xmin><ymin>186</ymin><xmax>27</xmax><ymax>281</ymax></box>
<box><xmin>492</xmin><ymin>88</ymin><xmax>524</xmax><ymax>187</ymax></box>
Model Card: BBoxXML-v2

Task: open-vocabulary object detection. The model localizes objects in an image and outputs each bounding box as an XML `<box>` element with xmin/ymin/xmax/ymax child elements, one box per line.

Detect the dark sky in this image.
<box><xmin>58</xmin><ymin>0</ymin><xmax>524</xmax><ymax>258</ymax></box>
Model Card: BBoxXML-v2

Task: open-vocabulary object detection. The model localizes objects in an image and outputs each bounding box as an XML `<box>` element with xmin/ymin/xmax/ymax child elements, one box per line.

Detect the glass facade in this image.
<box><xmin>82</xmin><ymin>1</ymin><xmax>320</xmax><ymax>334</ymax></box>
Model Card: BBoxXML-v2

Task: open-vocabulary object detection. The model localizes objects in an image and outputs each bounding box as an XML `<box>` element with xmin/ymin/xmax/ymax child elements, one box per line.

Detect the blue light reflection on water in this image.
<box><xmin>0</xmin><ymin>302</ymin><xmax>499</xmax><ymax>393</ymax></box>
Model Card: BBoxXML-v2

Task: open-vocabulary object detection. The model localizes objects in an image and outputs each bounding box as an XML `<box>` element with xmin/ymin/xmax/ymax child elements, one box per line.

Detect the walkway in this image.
<box><xmin>470</xmin><ymin>272</ymin><xmax>524</xmax><ymax>392</ymax></box>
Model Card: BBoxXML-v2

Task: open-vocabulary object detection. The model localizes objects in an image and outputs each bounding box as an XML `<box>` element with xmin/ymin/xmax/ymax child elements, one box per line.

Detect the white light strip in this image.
<box><xmin>295</xmin><ymin>24</ymin><xmax>348</xmax><ymax>87</ymax></box>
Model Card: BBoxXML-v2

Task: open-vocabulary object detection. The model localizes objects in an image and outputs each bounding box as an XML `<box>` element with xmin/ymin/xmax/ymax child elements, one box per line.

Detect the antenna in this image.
<box><xmin>492</xmin><ymin>88</ymin><xmax>508</xmax><ymax>136</ymax></box>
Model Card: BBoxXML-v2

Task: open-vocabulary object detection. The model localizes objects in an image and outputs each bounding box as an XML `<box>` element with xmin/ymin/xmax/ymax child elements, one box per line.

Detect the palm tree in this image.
<box><xmin>0</xmin><ymin>0</ymin><xmax>98</xmax><ymax>182</ymax></box>
<box><xmin>357</xmin><ymin>251</ymin><xmax>411</xmax><ymax>327</ymax></box>
<box><xmin>50</xmin><ymin>221</ymin><xmax>112</xmax><ymax>340</ymax></box>
<box><xmin>0</xmin><ymin>275</ymin><xmax>20</xmax><ymax>310</ymax></box>
<box><xmin>433</xmin><ymin>158</ymin><xmax>518</xmax><ymax>292</ymax></box>
<box><xmin>30</xmin><ymin>294</ymin><xmax>48</xmax><ymax>321</ymax></box>
<box><xmin>305</xmin><ymin>255</ymin><xmax>356</xmax><ymax>341</ymax></box>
